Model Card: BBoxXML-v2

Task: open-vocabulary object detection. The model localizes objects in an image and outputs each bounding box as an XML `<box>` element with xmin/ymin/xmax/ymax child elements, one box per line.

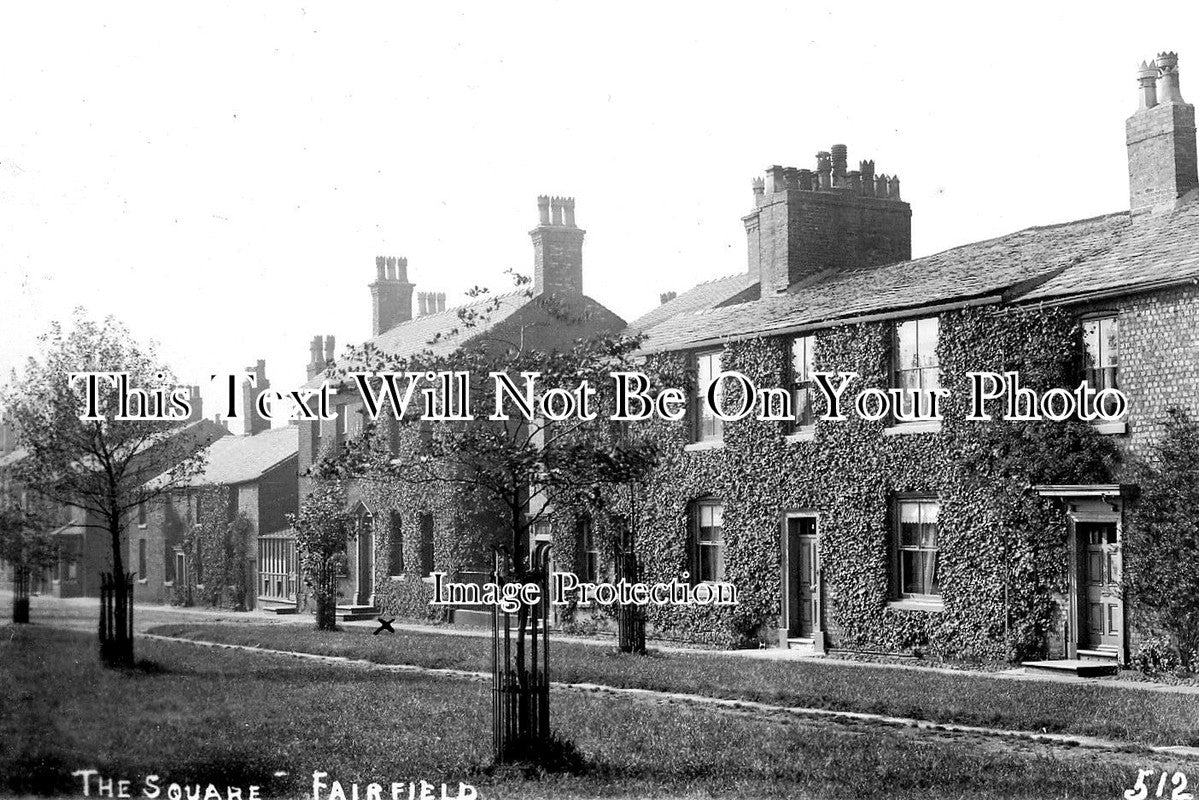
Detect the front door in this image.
<box><xmin>1078</xmin><ymin>521</ymin><xmax>1121</xmax><ymax>651</ymax></box>
<box><xmin>785</xmin><ymin>516</ymin><xmax>818</xmax><ymax>638</ymax></box>
<box><xmin>357</xmin><ymin>517</ymin><xmax>374</xmax><ymax>606</ymax></box>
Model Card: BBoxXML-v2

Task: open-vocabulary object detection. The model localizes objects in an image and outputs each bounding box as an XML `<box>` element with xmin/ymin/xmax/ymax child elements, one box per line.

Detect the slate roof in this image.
<box><xmin>175</xmin><ymin>425</ymin><xmax>298</xmax><ymax>487</ymax></box>
<box><xmin>624</xmin><ymin>273</ymin><xmax>760</xmax><ymax>335</ymax></box>
<box><xmin>1021</xmin><ymin>199</ymin><xmax>1199</xmax><ymax>301</ymax></box>
<box><xmin>636</xmin><ymin>196</ymin><xmax>1199</xmax><ymax>352</ymax></box>
<box><xmin>304</xmin><ymin>289</ymin><xmax>624</xmax><ymax>390</ymax></box>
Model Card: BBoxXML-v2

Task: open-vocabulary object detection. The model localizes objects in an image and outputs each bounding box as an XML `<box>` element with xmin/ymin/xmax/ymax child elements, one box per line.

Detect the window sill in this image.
<box><xmin>137</xmin><ymin>578</ymin><xmax>148</xmax><ymax>585</ymax></box>
<box><xmin>137</xmin><ymin>524</ymin><xmax>148</xmax><ymax>530</ymax></box>
<box><xmin>888</xmin><ymin>597</ymin><xmax>944</xmax><ymax>613</ymax></box>
<box><xmin>1092</xmin><ymin>420</ymin><xmax>1128</xmax><ymax>436</ymax></box>
<box><xmin>163</xmin><ymin>581</ymin><xmax>174</xmax><ymax>588</ymax></box>
<box><xmin>684</xmin><ymin>440</ymin><xmax>724</xmax><ymax>452</ymax></box>
<box><xmin>389</xmin><ymin>575</ymin><xmax>406</xmax><ymax>582</ymax></box>
<box><xmin>883</xmin><ymin>420</ymin><xmax>942</xmax><ymax>437</ymax></box>
<box><xmin>784</xmin><ymin>428</ymin><xmax>816</xmax><ymax>444</ymax></box>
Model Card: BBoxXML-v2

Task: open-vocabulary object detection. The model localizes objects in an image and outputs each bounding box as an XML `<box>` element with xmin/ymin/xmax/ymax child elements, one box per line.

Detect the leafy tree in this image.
<box><xmin>1125</xmin><ymin>407</ymin><xmax>1199</xmax><ymax>670</ymax></box>
<box><xmin>321</xmin><ymin>285</ymin><xmax>659</xmax><ymax>761</ymax></box>
<box><xmin>0</xmin><ymin>500</ymin><xmax>56</xmax><ymax>622</ymax></box>
<box><xmin>2</xmin><ymin>310</ymin><xmax>211</xmax><ymax>665</ymax></box>
<box><xmin>290</xmin><ymin>479</ymin><xmax>355</xmax><ymax>631</ymax></box>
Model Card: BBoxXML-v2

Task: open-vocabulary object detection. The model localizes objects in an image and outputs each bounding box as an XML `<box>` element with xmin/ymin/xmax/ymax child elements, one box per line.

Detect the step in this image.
<box><xmin>1023</xmin><ymin>658</ymin><xmax>1119</xmax><ymax>677</ymax></box>
<box><xmin>1077</xmin><ymin>648</ymin><xmax>1120</xmax><ymax>662</ymax></box>
<box><xmin>336</xmin><ymin>605</ymin><xmax>379</xmax><ymax>622</ymax></box>
<box><xmin>261</xmin><ymin>604</ymin><xmax>298</xmax><ymax>615</ymax></box>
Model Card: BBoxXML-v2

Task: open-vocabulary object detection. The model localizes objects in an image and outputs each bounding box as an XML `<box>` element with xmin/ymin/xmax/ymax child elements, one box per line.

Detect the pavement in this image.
<box><xmin>6</xmin><ymin>589</ymin><xmax>1199</xmax><ymax>696</ymax></box>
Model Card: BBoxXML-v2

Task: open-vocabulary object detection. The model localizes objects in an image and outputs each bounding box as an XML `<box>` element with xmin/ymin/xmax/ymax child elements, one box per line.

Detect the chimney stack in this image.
<box><xmin>241</xmin><ymin>360</ymin><xmax>270</xmax><ymax>436</ymax></box>
<box><xmin>370</xmin><ymin>255</ymin><xmax>415</xmax><ymax>336</ymax></box>
<box><xmin>659</xmin><ymin>291</ymin><xmax>677</xmax><ymax>305</ymax></box>
<box><xmin>1127</xmin><ymin>52</ymin><xmax>1198</xmax><ymax>215</ymax></box>
<box><xmin>324</xmin><ymin>336</ymin><xmax>335</xmax><ymax>365</ymax></box>
<box><xmin>530</xmin><ymin>195</ymin><xmax>585</xmax><ymax>297</ymax></box>
<box><xmin>186</xmin><ymin>385</ymin><xmax>203</xmax><ymax>423</ymax></box>
<box><xmin>307</xmin><ymin>336</ymin><xmax>323</xmax><ymax>379</ymax></box>
<box><xmin>743</xmin><ymin>144</ymin><xmax>912</xmax><ymax>294</ymax></box>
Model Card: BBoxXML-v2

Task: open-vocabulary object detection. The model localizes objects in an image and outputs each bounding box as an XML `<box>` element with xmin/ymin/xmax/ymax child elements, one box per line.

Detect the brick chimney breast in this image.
<box><xmin>1127</xmin><ymin>52</ymin><xmax>1198</xmax><ymax>215</ymax></box>
<box><xmin>743</xmin><ymin>145</ymin><xmax>913</xmax><ymax>295</ymax></box>
<box><xmin>241</xmin><ymin>359</ymin><xmax>270</xmax><ymax>436</ymax></box>
<box><xmin>370</xmin><ymin>255</ymin><xmax>415</xmax><ymax>336</ymax></box>
<box><xmin>530</xmin><ymin>195</ymin><xmax>585</xmax><ymax>297</ymax></box>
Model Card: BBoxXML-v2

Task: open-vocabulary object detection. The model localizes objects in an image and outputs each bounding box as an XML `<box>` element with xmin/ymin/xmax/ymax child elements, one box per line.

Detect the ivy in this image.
<box><xmin>181</xmin><ymin>485</ymin><xmax>253</xmax><ymax>611</ymax></box>
<box><xmin>588</xmin><ymin>306</ymin><xmax>1117</xmax><ymax>659</ymax></box>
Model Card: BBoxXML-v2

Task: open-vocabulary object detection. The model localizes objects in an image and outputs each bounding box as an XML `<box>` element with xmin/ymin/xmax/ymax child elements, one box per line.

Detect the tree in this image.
<box><xmin>1125</xmin><ymin>407</ymin><xmax>1199</xmax><ymax>671</ymax></box>
<box><xmin>290</xmin><ymin>479</ymin><xmax>355</xmax><ymax>631</ymax></box>
<box><xmin>321</xmin><ymin>287</ymin><xmax>659</xmax><ymax>763</ymax></box>
<box><xmin>3</xmin><ymin>310</ymin><xmax>211</xmax><ymax>665</ymax></box>
<box><xmin>0</xmin><ymin>501</ymin><xmax>56</xmax><ymax>623</ymax></box>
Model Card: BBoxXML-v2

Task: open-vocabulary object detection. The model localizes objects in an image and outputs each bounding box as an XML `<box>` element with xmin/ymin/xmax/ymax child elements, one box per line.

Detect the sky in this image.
<box><xmin>3</xmin><ymin>3</ymin><xmax>1198</xmax><ymax>432</ymax></box>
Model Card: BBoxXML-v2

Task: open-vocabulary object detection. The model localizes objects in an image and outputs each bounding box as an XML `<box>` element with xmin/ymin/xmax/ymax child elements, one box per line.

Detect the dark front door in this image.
<box><xmin>1078</xmin><ymin>521</ymin><xmax>1121</xmax><ymax>651</ymax></box>
<box><xmin>357</xmin><ymin>519</ymin><xmax>374</xmax><ymax>606</ymax></box>
<box><xmin>786</xmin><ymin>516</ymin><xmax>818</xmax><ymax>638</ymax></box>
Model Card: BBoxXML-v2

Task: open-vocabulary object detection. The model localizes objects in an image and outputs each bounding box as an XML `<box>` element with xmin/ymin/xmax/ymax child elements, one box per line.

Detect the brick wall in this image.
<box><xmin>1111</xmin><ymin>283</ymin><xmax>1199</xmax><ymax>464</ymax></box>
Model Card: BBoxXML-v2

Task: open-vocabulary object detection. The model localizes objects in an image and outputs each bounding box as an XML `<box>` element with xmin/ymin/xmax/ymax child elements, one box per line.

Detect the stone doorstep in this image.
<box><xmin>1022</xmin><ymin>658</ymin><xmax>1120</xmax><ymax>678</ymax></box>
<box><xmin>335</xmin><ymin>604</ymin><xmax>379</xmax><ymax>622</ymax></box>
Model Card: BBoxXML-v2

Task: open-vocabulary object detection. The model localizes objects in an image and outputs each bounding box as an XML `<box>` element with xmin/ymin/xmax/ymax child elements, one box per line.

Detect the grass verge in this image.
<box><xmin>148</xmin><ymin>621</ymin><xmax>1199</xmax><ymax>748</ymax></box>
<box><xmin>2</xmin><ymin>624</ymin><xmax>1184</xmax><ymax>799</ymax></box>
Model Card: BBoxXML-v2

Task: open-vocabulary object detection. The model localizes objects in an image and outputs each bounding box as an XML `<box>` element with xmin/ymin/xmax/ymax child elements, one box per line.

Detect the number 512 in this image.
<box><xmin>1124</xmin><ymin>769</ymin><xmax>1192</xmax><ymax>800</ymax></box>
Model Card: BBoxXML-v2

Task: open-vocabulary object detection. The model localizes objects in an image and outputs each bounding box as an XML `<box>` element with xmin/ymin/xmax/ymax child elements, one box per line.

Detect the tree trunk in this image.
<box><xmin>315</xmin><ymin>560</ymin><xmax>338</xmax><ymax>631</ymax></box>
<box><xmin>13</xmin><ymin>568</ymin><xmax>30</xmax><ymax>624</ymax></box>
<box><xmin>103</xmin><ymin>517</ymin><xmax>134</xmax><ymax>667</ymax></box>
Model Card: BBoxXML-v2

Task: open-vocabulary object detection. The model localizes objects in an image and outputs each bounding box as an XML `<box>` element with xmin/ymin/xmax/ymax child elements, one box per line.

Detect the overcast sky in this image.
<box><xmin>3</xmin><ymin>3</ymin><xmax>1197</xmax><ymax>431</ymax></box>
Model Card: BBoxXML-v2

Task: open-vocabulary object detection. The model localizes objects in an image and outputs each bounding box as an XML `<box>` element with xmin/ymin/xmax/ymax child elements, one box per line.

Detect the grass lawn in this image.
<box><xmin>148</xmin><ymin>622</ymin><xmax>1199</xmax><ymax>750</ymax></box>
<box><xmin>1</xmin><ymin>624</ymin><xmax>1186</xmax><ymax>800</ymax></box>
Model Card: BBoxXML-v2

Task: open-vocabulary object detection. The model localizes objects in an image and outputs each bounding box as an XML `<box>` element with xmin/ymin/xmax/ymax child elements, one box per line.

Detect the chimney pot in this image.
<box><xmin>551</xmin><ymin>197</ymin><xmax>564</xmax><ymax>226</ymax></box>
<box><xmin>375</xmin><ymin>255</ymin><xmax>386</xmax><ymax>280</ymax></box>
<box><xmin>1158</xmin><ymin>52</ymin><xmax>1185</xmax><ymax>104</ymax></box>
<box><xmin>765</xmin><ymin>165</ymin><xmax>786</xmax><ymax>194</ymax></box>
<box><xmin>659</xmin><ymin>290</ymin><xmax>677</xmax><ymax>305</ymax></box>
<box><xmin>751</xmin><ymin>177</ymin><xmax>765</xmax><ymax>197</ymax></box>
<box><xmin>830</xmin><ymin>144</ymin><xmax>848</xmax><ymax>178</ymax></box>
<box><xmin>437</xmin><ymin>292</ymin><xmax>446</xmax><ymax>312</ymax></box>
<box><xmin>1138</xmin><ymin>60</ymin><xmax>1160</xmax><ymax>109</ymax></box>
<box><xmin>537</xmin><ymin>195</ymin><xmax>551</xmax><ymax>225</ymax></box>
<box><xmin>324</xmin><ymin>336</ymin><xmax>335</xmax><ymax>364</ymax></box>
<box><xmin>563</xmin><ymin>198</ymin><xmax>576</xmax><ymax>227</ymax></box>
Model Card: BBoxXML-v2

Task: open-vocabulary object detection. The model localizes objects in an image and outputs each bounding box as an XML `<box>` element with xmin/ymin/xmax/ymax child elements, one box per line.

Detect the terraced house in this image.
<box><xmin>296</xmin><ymin>197</ymin><xmax>625</xmax><ymax>622</ymax></box>
<box><xmin>604</xmin><ymin>53</ymin><xmax>1199</xmax><ymax>666</ymax></box>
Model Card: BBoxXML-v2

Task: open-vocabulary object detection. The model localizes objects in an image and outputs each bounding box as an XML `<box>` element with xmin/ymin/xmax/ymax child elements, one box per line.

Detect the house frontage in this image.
<box><xmin>567</xmin><ymin>53</ymin><xmax>1199</xmax><ymax>665</ymax></box>
<box><xmin>296</xmin><ymin>196</ymin><xmax>626</xmax><ymax>621</ymax></box>
<box><xmin>136</xmin><ymin>391</ymin><xmax>298</xmax><ymax>612</ymax></box>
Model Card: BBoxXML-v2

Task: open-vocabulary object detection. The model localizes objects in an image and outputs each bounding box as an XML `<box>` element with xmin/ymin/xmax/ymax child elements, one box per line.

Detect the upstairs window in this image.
<box><xmin>137</xmin><ymin>501</ymin><xmax>147</xmax><ymax>526</ymax></box>
<box><xmin>694</xmin><ymin>350</ymin><xmax>724</xmax><ymax>443</ymax></box>
<box><xmin>691</xmin><ymin>499</ymin><xmax>725</xmax><ymax>582</ymax></box>
<box><xmin>892</xmin><ymin>318</ymin><xmax>940</xmax><ymax>419</ymax></box>
<box><xmin>790</xmin><ymin>335</ymin><xmax>816</xmax><ymax>430</ymax></box>
<box><xmin>1083</xmin><ymin>316</ymin><xmax>1122</xmax><ymax>417</ymax></box>
<box><xmin>895</xmin><ymin>499</ymin><xmax>939</xmax><ymax>599</ymax></box>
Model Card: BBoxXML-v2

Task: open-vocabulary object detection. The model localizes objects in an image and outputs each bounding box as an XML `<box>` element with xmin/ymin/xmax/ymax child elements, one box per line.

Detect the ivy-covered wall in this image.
<box><xmin>578</xmin><ymin>305</ymin><xmax>1118</xmax><ymax>658</ymax></box>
